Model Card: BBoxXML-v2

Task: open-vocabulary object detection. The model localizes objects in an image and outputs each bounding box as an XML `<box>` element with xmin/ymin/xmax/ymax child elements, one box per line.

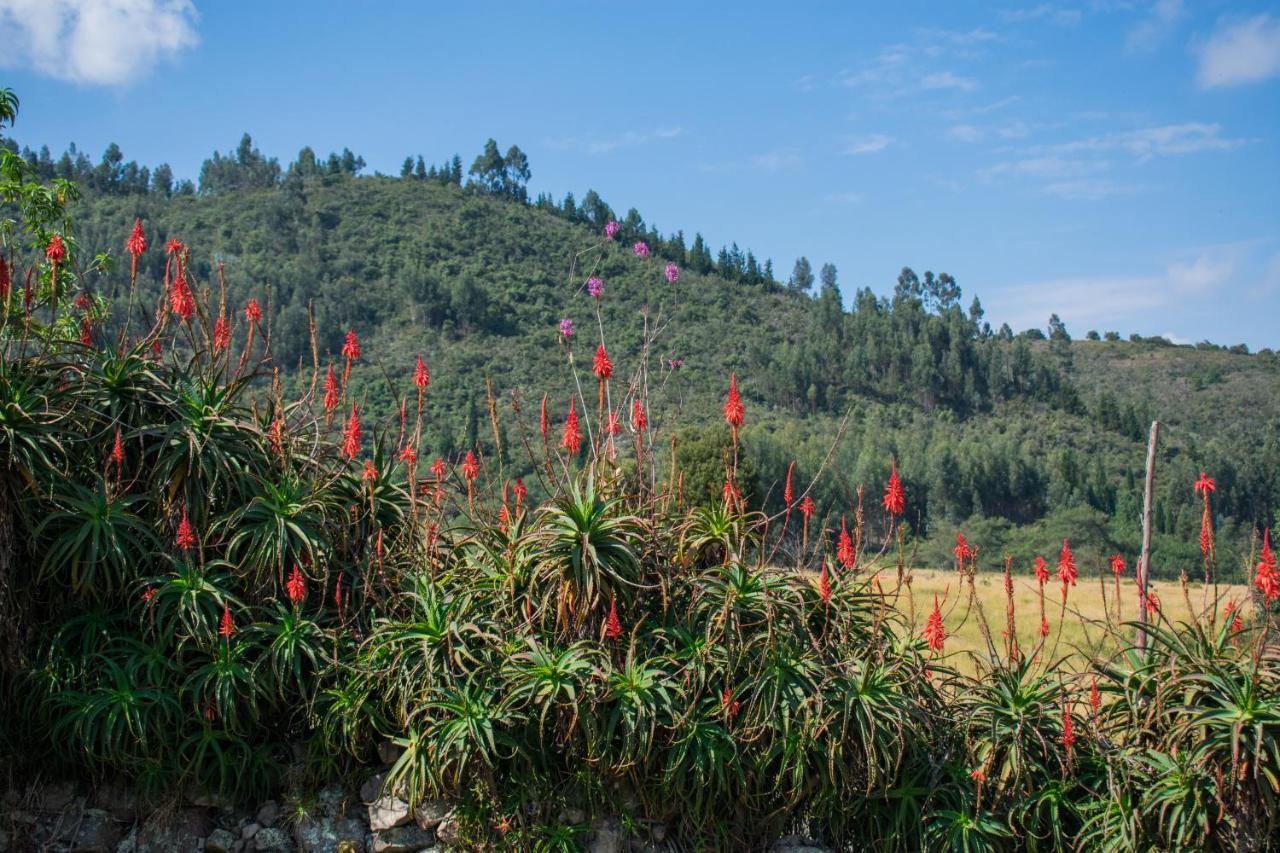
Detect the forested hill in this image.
<box><xmin>9</xmin><ymin>133</ymin><xmax>1280</xmax><ymax>578</ymax></box>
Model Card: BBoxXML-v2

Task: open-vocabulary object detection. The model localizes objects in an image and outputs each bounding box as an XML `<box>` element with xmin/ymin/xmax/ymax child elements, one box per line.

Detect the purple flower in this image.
<box><xmin>587</xmin><ymin>277</ymin><xmax>603</xmax><ymax>299</ymax></box>
<box><xmin>605</xmin><ymin>220</ymin><xmax>619</xmax><ymax>240</ymax></box>
<box><xmin>668</xmin><ymin>357</ymin><xmax>684</xmax><ymax>369</ymax></box>
<box><xmin>559</xmin><ymin>318</ymin><xmax>574</xmax><ymax>337</ymax></box>
<box><xmin>633</xmin><ymin>241</ymin><xmax>650</xmax><ymax>258</ymax></box>
<box><xmin>665</xmin><ymin>263</ymin><xmax>679</xmax><ymax>284</ymax></box>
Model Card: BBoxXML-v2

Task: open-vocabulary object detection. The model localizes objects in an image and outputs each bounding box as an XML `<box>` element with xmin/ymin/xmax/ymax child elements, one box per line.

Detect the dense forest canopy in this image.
<box><xmin>4</xmin><ymin>130</ymin><xmax>1278</xmax><ymax>579</ymax></box>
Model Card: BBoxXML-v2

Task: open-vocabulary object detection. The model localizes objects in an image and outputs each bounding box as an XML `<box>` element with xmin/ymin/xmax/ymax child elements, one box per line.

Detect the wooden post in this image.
<box><xmin>1137</xmin><ymin>420</ymin><xmax>1160</xmax><ymax>656</ymax></box>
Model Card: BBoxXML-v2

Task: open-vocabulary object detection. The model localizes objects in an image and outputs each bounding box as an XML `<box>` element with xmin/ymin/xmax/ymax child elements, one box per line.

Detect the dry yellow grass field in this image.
<box><xmin>882</xmin><ymin>567</ymin><xmax>1249</xmax><ymax>671</ymax></box>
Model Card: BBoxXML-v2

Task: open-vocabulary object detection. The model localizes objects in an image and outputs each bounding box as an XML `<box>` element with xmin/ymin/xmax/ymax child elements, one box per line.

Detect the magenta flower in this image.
<box><xmin>633</xmin><ymin>241</ymin><xmax>650</xmax><ymax>258</ymax></box>
<box><xmin>587</xmin><ymin>277</ymin><xmax>603</xmax><ymax>299</ymax></box>
<box><xmin>669</xmin><ymin>357</ymin><xmax>684</xmax><ymax>369</ymax></box>
<box><xmin>665</xmin><ymin>263</ymin><xmax>679</xmax><ymax>284</ymax></box>
<box><xmin>605</xmin><ymin>220</ymin><xmax>619</xmax><ymax>239</ymax></box>
<box><xmin>559</xmin><ymin>318</ymin><xmax>574</xmax><ymax>337</ymax></box>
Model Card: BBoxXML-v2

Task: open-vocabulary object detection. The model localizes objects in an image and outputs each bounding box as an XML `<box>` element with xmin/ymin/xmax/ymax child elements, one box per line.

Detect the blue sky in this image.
<box><xmin>3</xmin><ymin>1</ymin><xmax>1278</xmax><ymax>347</ymax></box>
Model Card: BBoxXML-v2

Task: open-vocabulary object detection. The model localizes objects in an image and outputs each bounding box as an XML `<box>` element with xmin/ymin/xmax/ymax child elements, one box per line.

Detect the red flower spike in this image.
<box><xmin>0</xmin><ymin>256</ymin><xmax>10</xmax><ymax>300</ymax></box>
<box><xmin>561</xmin><ymin>399</ymin><xmax>582</xmax><ymax>455</ymax></box>
<box><xmin>45</xmin><ymin>234</ymin><xmax>66</xmax><ymax>263</ymax></box>
<box><xmin>883</xmin><ymin>457</ymin><xmax>905</xmax><ymax>517</ymax></box>
<box><xmin>592</xmin><ymin>344</ymin><xmax>613</xmax><ymax>381</ymax></box>
<box><xmin>837</xmin><ymin>518</ymin><xmax>855</xmax><ymax>570</ymax></box>
<box><xmin>213</xmin><ymin>316</ymin><xmax>231</xmax><ymax>352</ymax></box>
<box><xmin>1062</xmin><ymin>706</ymin><xmax>1076</xmax><ymax>754</ymax></box>
<box><xmin>1034</xmin><ymin>556</ymin><xmax>1049</xmax><ymax>585</ymax></box>
<box><xmin>1194</xmin><ymin>472</ymin><xmax>1216</xmax><ymax>495</ymax></box>
<box><xmin>605</xmin><ymin>409</ymin><xmax>621</xmax><ymax>436</ymax></box>
<box><xmin>723</xmin><ymin>373</ymin><xmax>744</xmax><ymax>432</ymax></box>
<box><xmin>540</xmin><ymin>393</ymin><xmax>549</xmax><ymax>443</ymax></box>
<box><xmin>799</xmin><ymin>495</ymin><xmax>815</xmax><ymax>518</ymax></box>
<box><xmin>1057</xmin><ymin>539</ymin><xmax>1077</xmax><ymax>589</ymax></box>
<box><xmin>244</xmin><ymin>298</ymin><xmax>262</xmax><ymax>324</ymax></box>
<box><xmin>176</xmin><ymin>507</ymin><xmax>197</xmax><ymax>551</ymax></box>
<box><xmin>286</xmin><ymin>565</ymin><xmax>306</xmax><ymax>605</ymax></box>
<box><xmin>462</xmin><ymin>450</ymin><xmax>479</xmax><ymax>481</ymax></box>
<box><xmin>165</xmin><ymin>238</ymin><xmax>184</xmax><ymax>256</ymax></box>
<box><xmin>414</xmin><ymin>355</ymin><xmax>430</xmax><ymax>390</ymax></box>
<box><xmin>513</xmin><ymin>478</ymin><xmax>526</xmax><ymax>510</ymax></box>
<box><xmin>218</xmin><ymin>602</ymin><xmax>235</xmax><ymax>638</ymax></box>
<box><xmin>362</xmin><ymin>459</ymin><xmax>378</xmax><ymax>482</ymax></box>
<box><xmin>783</xmin><ymin>462</ymin><xmax>795</xmax><ymax>509</ymax></box>
<box><xmin>818</xmin><ymin>561</ymin><xmax>832</xmax><ymax>604</ymax></box>
<box><xmin>923</xmin><ymin>595</ymin><xmax>946</xmax><ymax>651</ymax></box>
<box><xmin>1109</xmin><ymin>554</ymin><xmax>1125</xmax><ymax>577</ymax></box>
<box><xmin>431</xmin><ymin>458</ymin><xmax>447</xmax><ymax>481</ymax></box>
<box><xmin>342</xmin><ymin>329</ymin><xmax>360</xmax><ymax>361</ymax></box>
<box><xmin>1089</xmin><ymin>678</ymin><xmax>1102</xmax><ymax>715</ymax></box>
<box><xmin>1254</xmin><ymin>533</ymin><xmax>1280</xmax><ymax>602</ymax></box>
<box><xmin>1145</xmin><ymin>590</ymin><xmax>1160</xmax><ymax>616</ymax></box>
<box><xmin>631</xmin><ymin>400</ymin><xmax>647</xmax><ymax>432</ymax></box>
<box><xmin>1040</xmin><ymin>616</ymin><xmax>1050</xmax><ymax>637</ymax></box>
<box><xmin>170</xmin><ymin>271</ymin><xmax>195</xmax><ymax>320</ymax></box>
<box><xmin>111</xmin><ymin>429</ymin><xmax>125</xmax><ymax>471</ymax></box>
<box><xmin>341</xmin><ymin>406</ymin><xmax>362</xmax><ymax>460</ymax></box>
<box><xmin>399</xmin><ymin>445</ymin><xmax>417</xmax><ymax>465</ymax></box>
<box><xmin>605</xmin><ymin>598</ymin><xmax>623</xmax><ymax>640</ymax></box>
<box><xmin>142</xmin><ymin>586</ymin><xmax>156</xmax><ymax>604</ymax></box>
<box><xmin>126</xmin><ymin>218</ymin><xmax>147</xmax><ymax>257</ymax></box>
<box><xmin>323</xmin><ymin>364</ymin><xmax>340</xmax><ymax>414</ymax></box>
<box><xmin>953</xmin><ymin>532</ymin><xmax>973</xmax><ymax>567</ymax></box>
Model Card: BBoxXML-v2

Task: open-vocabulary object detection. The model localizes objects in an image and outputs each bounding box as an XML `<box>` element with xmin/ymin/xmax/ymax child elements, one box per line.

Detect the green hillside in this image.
<box><xmin>10</xmin><ymin>134</ymin><xmax>1280</xmax><ymax>579</ymax></box>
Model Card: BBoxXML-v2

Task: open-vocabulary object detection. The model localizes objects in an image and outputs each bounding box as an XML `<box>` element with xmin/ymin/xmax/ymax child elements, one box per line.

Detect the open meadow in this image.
<box><xmin>898</xmin><ymin>567</ymin><xmax>1250</xmax><ymax>671</ymax></box>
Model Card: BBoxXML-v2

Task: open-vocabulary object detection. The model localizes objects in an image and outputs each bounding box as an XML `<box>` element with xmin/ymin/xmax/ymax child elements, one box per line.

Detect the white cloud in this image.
<box><xmin>1125</xmin><ymin>0</ymin><xmax>1184</xmax><ymax>53</ymax></box>
<box><xmin>1042</xmin><ymin>179</ymin><xmax>1132</xmax><ymax>200</ymax></box>
<box><xmin>549</xmin><ymin>127</ymin><xmax>684</xmax><ymax>155</ymax></box>
<box><xmin>948</xmin><ymin>124</ymin><xmax>983</xmax><ymax>143</ymax></box>
<box><xmin>921</xmin><ymin>71</ymin><xmax>978</xmax><ymax>91</ymax></box>
<box><xmin>698</xmin><ymin>149</ymin><xmax>803</xmax><ymax>173</ymax></box>
<box><xmin>843</xmin><ymin>134</ymin><xmax>894</xmax><ymax>155</ymax></box>
<box><xmin>1047</xmin><ymin>122</ymin><xmax>1246</xmax><ymax>159</ymax></box>
<box><xmin>0</xmin><ymin>0</ymin><xmax>198</xmax><ymax>86</ymax></box>
<box><xmin>1194</xmin><ymin>14</ymin><xmax>1280</xmax><ymax>88</ymax></box>
<box><xmin>994</xmin><ymin>248</ymin><xmax>1238</xmax><ymax>329</ymax></box>
<box><xmin>1000</xmin><ymin>5</ymin><xmax>1082</xmax><ymax>27</ymax></box>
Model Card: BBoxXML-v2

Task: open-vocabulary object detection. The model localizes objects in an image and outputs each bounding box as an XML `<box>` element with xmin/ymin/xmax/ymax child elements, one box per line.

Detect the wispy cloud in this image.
<box><xmin>837</xmin><ymin>30</ymin><xmax>989</xmax><ymax>96</ymax></box>
<box><xmin>995</xmin><ymin>248</ymin><xmax>1237</xmax><ymax>330</ymax></box>
<box><xmin>1125</xmin><ymin>0</ymin><xmax>1185</xmax><ymax>53</ymax></box>
<box><xmin>698</xmin><ymin>149</ymin><xmax>803</xmax><ymax>173</ymax></box>
<box><xmin>0</xmin><ymin>0</ymin><xmax>198</xmax><ymax>86</ymax></box>
<box><xmin>1045</xmin><ymin>123</ymin><xmax>1246</xmax><ymax>159</ymax></box>
<box><xmin>981</xmin><ymin>122</ymin><xmax>1247</xmax><ymax>198</ymax></box>
<box><xmin>843</xmin><ymin>134</ymin><xmax>894</xmax><ymax>155</ymax></box>
<box><xmin>946</xmin><ymin>120</ymin><xmax>1035</xmax><ymax>143</ymax></box>
<box><xmin>921</xmin><ymin>71</ymin><xmax>978</xmax><ymax>92</ymax></box>
<box><xmin>1193</xmin><ymin>14</ymin><xmax>1280</xmax><ymax>89</ymax></box>
<box><xmin>548</xmin><ymin>127</ymin><xmax>684</xmax><ymax>156</ymax></box>
<box><xmin>1000</xmin><ymin>5</ymin><xmax>1082</xmax><ymax>28</ymax></box>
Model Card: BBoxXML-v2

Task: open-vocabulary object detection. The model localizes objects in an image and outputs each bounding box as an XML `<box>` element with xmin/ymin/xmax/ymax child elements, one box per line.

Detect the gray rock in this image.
<box><xmin>370</xmin><ymin>825</ymin><xmax>435</xmax><ymax>853</ymax></box>
<box><xmin>316</xmin><ymin>785</ymin><xmax>350</xmax><ymax>819</ymax></box>
<box><xmin>770</xmin><ymin>836</ymin><xmax>834</xmax><ymax>853</ymax></box>
<box><xmin>92</xmin><ymin>783</ymin><xmax>139</xmax><ymax>822</ymax></box>
<box><xmin>358</xmin><ymin>774</ymin><xmax>385</xmax><ymax>805</ymax></box>
<box><xmin>256</xmin><ymin>801</ymin><xmax>281</xmax><ymax>827</ymax></box>
<box><xmin>411</xmin><ymin>800</ymin><xmax>452</xmax><ymax>831</ymax></box>
<box><xmin>433</xmin><ymin>816</ymin><xmax>459</xmax><ymax>848</ymax></box>
<box><xmin>132</xmin><ymin>808</ymin><xmax>214</xmax><ymax>853</ymax></box>
<box><xmin>375</xmin><ymin>741</ymin><xmax>403</xmax><ymax>767</ymax></box>
<box><xmin>252</xmin><ymin>825</ymin><xmax>293</xmax><ymax>851</ymax></box>
<box><xmin>293</xmin><ymin>816</ymin><xmax>367</xmax><ymax>853</ymax></box>
<box><xmin>37</xmin><ymin>781</ymin><xmax>77</xmax><ymax>813</ymax></box>
<box><xmin>242</xmin><ymin>822</ymin><xmax>262</xmax><ymax>839</ymax></box>
<box><xmin>587</xmin><ymin>817</ymin><xmax>622</xmax><ymax>853</ymax></box>
<box><xmin>233</xmin><ymin>842</ymin><xmax>245</xmax><ymax>853</ymax></box>
<box><xmin>367</xmin><ymin>796</ymin><xmax>410</xmax><ymax>832</ymax></box>
<box><xmin>207</xmin><ymin>827</ymin><xmax>238</xmax><ymax>853</ymax></box>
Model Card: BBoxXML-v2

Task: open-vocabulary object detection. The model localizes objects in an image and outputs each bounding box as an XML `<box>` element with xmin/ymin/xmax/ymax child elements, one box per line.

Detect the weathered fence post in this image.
<box><xmin>1138</xmin><ymin>420</ymin><xmax>1160</xmax><ymax>656</ymax></box>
